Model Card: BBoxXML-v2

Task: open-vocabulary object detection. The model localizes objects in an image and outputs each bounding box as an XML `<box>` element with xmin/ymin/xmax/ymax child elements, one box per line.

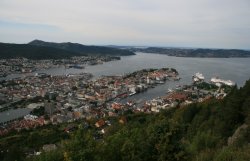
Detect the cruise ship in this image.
<box><xmin>211</xmin><ymin>77</ymin><xmax>235</xmax><ymax>86</ymax></box>
<box><xmin>192</xmin><ymin>72</ymin><xmax>205</xmax><ymax>82</ymax></box>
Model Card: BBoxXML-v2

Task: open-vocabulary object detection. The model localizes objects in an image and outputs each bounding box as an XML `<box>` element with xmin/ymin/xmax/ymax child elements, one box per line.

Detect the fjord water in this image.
<box><xmin>1</xmin><ymin>52</ymin><xmax>250</xmax><ymax>123</ymax></box>
<box><xmin>84</xmin><ymin>52</ymin><xmax>250</xmax><ymax>86</ymax></box>
<box><xmin>5</xmin><ymin>52</ymin><xmax>250</xmax><ymax>87</ymax></box>
<box><xmin>0</xmin><ymin>108</ymin><xmax>32</xmax><ymax>124</ymax></box>
<box><xmin>82</xmin><ymin>52</ymin><xmax>250</xmax><ymax>103</ymax></box>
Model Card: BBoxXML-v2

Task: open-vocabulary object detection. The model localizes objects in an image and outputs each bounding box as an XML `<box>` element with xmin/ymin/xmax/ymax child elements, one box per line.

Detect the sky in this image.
<box><xmin>0</xmin><ymin>0</ymin><xmax>250</xmax><ymax>49</ymax></box>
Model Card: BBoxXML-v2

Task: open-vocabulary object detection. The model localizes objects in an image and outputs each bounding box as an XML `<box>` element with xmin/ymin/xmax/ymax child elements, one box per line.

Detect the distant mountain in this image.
<box><xmin>0</xmin><ymin>43</ymin><xmax>79</xmax><ymax>59</ymax></box>
<box><xmin>132</xmin><ymin>47</ymin><xmax>250</xmax><ymax>58</ymax></box>
<box><xmin>29</xmin><ymin>40</ymin><xmax>135</xmax><ymax>56</ymax></box>
<box><xmin>105</xmin><ymin>45</ymin><xmax>137</xmax><ymax>49</ymax></box>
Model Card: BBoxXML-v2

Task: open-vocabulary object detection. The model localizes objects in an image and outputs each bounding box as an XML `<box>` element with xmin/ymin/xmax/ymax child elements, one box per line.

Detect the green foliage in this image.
<box><xmin>193</xmin><ymin>149</ymin><xmax>216</xmax><ymax>161</ymax></box>
<box><xmin>29</xmin><ymin>40</ymin><xmax>135</xmax><ymax>56</ymax></box>
<box><xmin>196</xmin><ymin>82</ymin><xmax>218</xmax><ymax>90</ymax></box>
<box><xmin>0</xmin><ymin>40</ymin><xmax>134</xmax><ymax>59</ymax></box>
<box><xmin>134</xmin><ymin>47</ymin><xmax>250</xmax><ymax>58</ymax></box>
<box><xmin>181</xmin><ymin>103</ymin><xmax>200</xmax><ymax>123</ymax></box>
<box><xmin>0</xmin><ymin>43</ymin><xmax>77</xmax><ymax>59</ymax></box>
<box><xmin>214</xmin><ymin>145</ymin><xmax>250</xmax><ymax>161</ymax></box>
<box><xmin>188</xmin><ymin>131</ymin><xmax>220</xmax><ymax>153</ymax></box>
<box><xmin>63</xmin><ymin>127</ymin><xmax>96</xmax><ymax>161</ymax></box>
<box><xmin>0</xmin><ymin>124</ymin><xmax>68</xmax><ymax>161</ymax></box>
<box><xmin>2</xmin><ymin>80</ymin><xmax>250</xmax><ymax>161</ymax></box>
<box><xmin>31</xmin><ymin>106</ymin><xmax>45</xmax><ymax>116</ymax></box>
<box><xmin>3</xmin><ymin>145</ymin><xmax>25</xmax><ymax>161</ymax></box>
<box><xmin>28</xmin><ymin>150</ymin><xmax>64</xmax><ymax>161</ymax></box>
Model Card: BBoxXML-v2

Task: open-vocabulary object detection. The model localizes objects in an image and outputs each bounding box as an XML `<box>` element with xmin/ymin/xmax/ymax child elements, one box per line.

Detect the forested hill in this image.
<box><xmin>0</xmin><ymin>40</ymin><xmax>135</xmax><ymax>59</ymax></box>
<box><xmin>0</xmin><ymin>43</ymin><xmax>80</xmax><ymax>59</ymax></box>
<box><xmin>28</xmin><ymin>40</ymin><xmax>135</xmax><ymax>56</ymax></box>
<box><xmin>133</xmin><ymin>47</ymin><xmax>250</xmax><ymax>58</ymax></box>
<box><xmin>18</xmin><ymin>79</ymin><xmax>249</xmax><ymax>161</ymax></box>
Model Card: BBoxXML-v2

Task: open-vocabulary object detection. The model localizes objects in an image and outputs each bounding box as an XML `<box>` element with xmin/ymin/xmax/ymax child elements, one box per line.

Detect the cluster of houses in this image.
<box><xmin>0</xmin><ymin>58</ymin><xmax>58</xmax><ymax>76</ymax></box>
<box><xmin>0</xmin><ymin>73</ymin><xmax>92</xmax><ymax>102</ymax></box>
<box><xmin>0</xmin><ymin>116</ymin><xmax>45</xmax><ymax>136</ymax></box>
<box><xmin>142</xmin><ymin>80</ymin><xmax>231</xmax><ymax>113</ymax></box>
<box><xmin>0</xmin><ymin>67</ymin><xmax>233</xmax><ymax>136</ymax></box>
<box><xmin>0</xmin><ymin>56</ymin><xmax>120</xmax><ymax>77</ymax></box>
<box><xmin>0</xmin><ymin>68</ymin><xmax>179</xmax><ymax>135</ymax></box>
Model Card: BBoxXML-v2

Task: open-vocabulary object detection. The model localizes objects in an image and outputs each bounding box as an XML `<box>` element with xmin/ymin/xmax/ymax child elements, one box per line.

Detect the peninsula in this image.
<box><xmin>131</xmin><ymin>47</ymin><xmax>250</xmax><ymax>58</ymax></box>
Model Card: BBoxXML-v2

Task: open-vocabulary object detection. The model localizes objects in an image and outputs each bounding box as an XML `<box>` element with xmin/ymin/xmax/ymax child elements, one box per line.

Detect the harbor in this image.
<box><xmin>0</xmin><ymin>52</ymin><xmax>250</xmax><ymax>135</ymax></box>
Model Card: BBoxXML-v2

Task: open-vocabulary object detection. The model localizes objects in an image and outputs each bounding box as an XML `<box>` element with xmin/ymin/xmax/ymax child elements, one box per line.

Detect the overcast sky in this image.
<box><xmin>0</xmin><ymin>0</ymin><xmax>249</xmax><ymax>49</ymax></box>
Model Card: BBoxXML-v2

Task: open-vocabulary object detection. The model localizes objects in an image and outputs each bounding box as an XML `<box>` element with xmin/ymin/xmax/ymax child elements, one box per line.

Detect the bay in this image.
<box><xmin>5</xmin><ymin>52</ymin><xmax>250</xmax><ymax>87</ymax></box>
<box><xmin>2</xmin><ymin>52</ymin><xmax>250</xmax><ymax>109</ymax></box>
<box><xmin>0</xmin><ymin>108</ymin><xmax>32</xmax><ymax>124</ymax></box>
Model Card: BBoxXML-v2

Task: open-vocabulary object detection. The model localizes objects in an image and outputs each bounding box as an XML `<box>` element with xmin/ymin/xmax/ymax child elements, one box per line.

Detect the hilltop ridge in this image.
<box><xmin>0</xmin><ymin>40</ymin><xmax>135</xmax><ymax>59</ymax></box>
<box><xmin>132</xmin><ymin>47</ymin><xmax>250</xmax><ymax>58</ymax></box>
<box><xmin>28</xmin><ymin>40</ymin><xmax>135</xmax><ymax>56</ymax></box>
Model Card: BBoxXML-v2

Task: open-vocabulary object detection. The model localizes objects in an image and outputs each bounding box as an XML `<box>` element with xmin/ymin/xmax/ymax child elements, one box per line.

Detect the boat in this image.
<box><xmin>166</xmin><ymin>88</ymin><xmax>173</xmax><ymax>93</ymax></box>
<box><xmin>129</xmin><ymin>92</ymin><xmax>137</xmax><ymax>96</ymax></box>
<box><xmin>157</xmin><ymin>81</ymin><xmax>165</xmax><ymax>84</ymax></box>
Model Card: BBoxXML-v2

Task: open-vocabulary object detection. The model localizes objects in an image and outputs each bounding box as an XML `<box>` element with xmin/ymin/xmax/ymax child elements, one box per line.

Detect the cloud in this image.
<box><xmin>0</xmin><ymin>0</ymin><xmax>249</xmax><ymax>49</ymax></box>
<box><xmin>0</xmin><ymin>20</ymin><xmax>60</xmax><ymax>31</ymax></box>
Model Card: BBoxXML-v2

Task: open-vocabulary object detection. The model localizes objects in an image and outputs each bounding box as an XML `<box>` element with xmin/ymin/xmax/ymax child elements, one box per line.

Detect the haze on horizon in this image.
<box><xmin>0</xmin><ymin>0</ymin><xmax>250</xmax><ymax>49</ymax></box>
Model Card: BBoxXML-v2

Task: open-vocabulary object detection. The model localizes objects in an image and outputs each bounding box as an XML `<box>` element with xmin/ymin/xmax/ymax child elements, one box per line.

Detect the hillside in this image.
<box><xmin>133</xmin><ymin>47</ymin><xmax>250</xmax><ymax>58</ymax></box>
<box><xmin>0</xmin><ymin>41</ymin><xmax>135</xmax><ymax>60</ymax></box>
<box><xmin>0</xmin><ymin>43</ymin><xmax>80</xmax><ymax>59</ymax></box>
<box><xmin>29</xmin><ymin>40</ymin><xmax>135</xmax><ymax>56</ymax></box>
<box><xmin>1</xmin><ymin>79</ymin><xmax>249</xmax><ymax>161</ymax></box>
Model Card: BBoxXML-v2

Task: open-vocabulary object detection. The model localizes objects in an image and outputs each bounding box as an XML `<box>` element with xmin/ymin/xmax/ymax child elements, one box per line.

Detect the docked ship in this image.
<box><xmin>211</xmin><ymin>77</ymin><xmax>235</xmax><ymax>86</ymax></box>
<box><xmin>192</xmin><ymin>72</ymin><xmax>205</xmax><ymax>82</ymax></box>
<box><xmin>129</xmin><ymin>92</ymin><xmax>137</xmax><ymax>96</ymax></box>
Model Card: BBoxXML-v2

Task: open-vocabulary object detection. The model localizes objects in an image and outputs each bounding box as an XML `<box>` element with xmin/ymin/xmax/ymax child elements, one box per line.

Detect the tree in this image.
<box><xmin>63</xmin><ymin>127</ymin><xmax>96</xmax><ymax>161</ymax></box>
